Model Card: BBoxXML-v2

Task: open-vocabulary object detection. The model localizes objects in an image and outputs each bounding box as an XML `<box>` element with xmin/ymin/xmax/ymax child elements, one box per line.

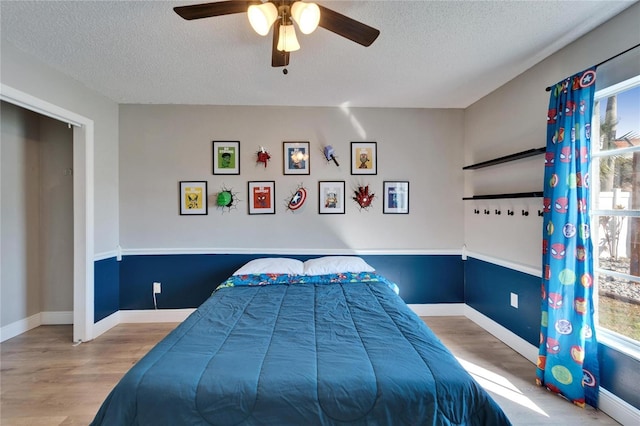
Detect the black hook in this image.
<box><xmin>484</xmin><ymin>209</ymin><xmax>490</xmax><ymax>215</ymax></box>
<box><xmin>522</xmin><ymin>210</ymin><xmax>529</xmax><ymax>216</ymax></box>
<box><xmin>474</xmin><ymin>208</ymin><xmax>480</xmax><ymax>215</ymax></box>
<box><xmin>495</xmin><ymin>209</ymin><xmax>501</xmax><ymax>215</ymax></box>
<box><xmin>507</xmin><ymin>210</ymin><xmax>514</xmax><ymax>216</ymax></box>
<box><xmin>538</xmin><ymin>210</ymin><xmax>544</xmax><ymax>217</ymax></box>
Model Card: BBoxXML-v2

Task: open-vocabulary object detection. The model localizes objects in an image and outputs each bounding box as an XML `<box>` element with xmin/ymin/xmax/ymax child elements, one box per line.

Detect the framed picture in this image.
<box><xmin>248</xmin><ymin>181</ymin><xmax>275</xmax><ymax>214</ymax></box>
<box><xmin>213</xmin><ymin>141</ymin><xmax>240</xmax><ymax>175</ymax></box>
<box><xmin>179</xmin><ymin>181</ymin><xmax>208</xmax><ymax>215</ymax></box>
<box><xmin>351</xmin><ymin>142</ymin><xmax>377</xmax><ymax>175</ymax></box>
<box><xmin>283</xmin><ymin>141</ymin><xmax>310</xmax><ymax>175</ymax></box>
<box><xmin>319</xmin><ymin>181</ymin><xmax>345</xmax><ymax>214</ymax></box>
<box><xmin>383</xmin><ymin>181</ymin><xmax>409</xmax><ymax>214</ymax></box>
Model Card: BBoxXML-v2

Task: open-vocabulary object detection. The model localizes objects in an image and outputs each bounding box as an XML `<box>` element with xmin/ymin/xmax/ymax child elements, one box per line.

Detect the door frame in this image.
<box><xmin>1</xmin><ymin>84</ymin><xmax>95</xmax><ymax>342</ymax></box>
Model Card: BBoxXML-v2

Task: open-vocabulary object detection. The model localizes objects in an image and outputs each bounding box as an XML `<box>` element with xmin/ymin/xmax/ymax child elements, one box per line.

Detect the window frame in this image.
<box><xmin>590</xmin><ymin>74</ymin><xmax>640</xmax><ymax>360</ymax></box>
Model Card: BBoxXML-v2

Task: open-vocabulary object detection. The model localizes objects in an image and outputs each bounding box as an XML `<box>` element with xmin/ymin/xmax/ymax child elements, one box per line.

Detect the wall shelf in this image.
<box><xmin>463</xmin><ymin>192</ymin><xmax>543</xmax><ymax>200</ymax></box>
<box><xmin>463</xmin><ymin>147</ymin><xmax>546</xmax><ymax>201</ymax></box>
<box><xmin>463</xmin><ymin>147</ymin><xmax>546</xmax><ymax>170</ymax></box>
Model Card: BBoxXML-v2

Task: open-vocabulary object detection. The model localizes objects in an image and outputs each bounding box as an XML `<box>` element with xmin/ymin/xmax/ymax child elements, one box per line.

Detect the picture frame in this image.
<box><xmin>383</xmin><ymin>181</ymin><xmax>409</xmax><ymax>214</ymax></box>
<box><xmin>248</xmin><ymin>181</ymin><xmax>275</xmax><ymax>215</ymax></box>
<box><xmin>213</xmin><ymin>141</ymin><xmax>240</xmax><ymax>175</ymax></box>
<box><xmin>351</xmin><ymin>142</ymin><xmax>377</xmax><ymax>175</ymax></box>
<box><xmin>179</xmin><ymin>181</ymin><xmax>208</xmax><ymax>215</ymax></box>
<box><xmin>283</xmin><ymin>141</ymin><xmax>310</xmax><ymax>175</ymax></box>
<box><xmin>319</xmin><ymin>181</ymin><xmax>345</xmax><ymax>214</ymax></box>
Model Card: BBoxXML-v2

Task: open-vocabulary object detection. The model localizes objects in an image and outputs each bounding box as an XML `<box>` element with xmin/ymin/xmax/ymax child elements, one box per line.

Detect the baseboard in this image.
<box><xmin>463</xmin><ymin>306</ymin><xmax>640</xmax><ymax>425</ymax></box>
<box><xmin>0</xmin><ymin>313</ymin><xmax>41</xmax><ymax>342</ymax></box>
<box><xmin>409</xmin><ymin>303</ymin><xmax>466</xmax><ymax>316</ymax></box>
<box><xmin>119</xmin><ymin>308</ymin><xmax>196</xmax><ymax>323</ymax></box>
<box><xmin>464</xmin><ymin>305</ymin><xmax>539</xmax><ymax>363</ymax></box>
<box><xmin>93</xmin><ymin>311</ymin><xmax>121</xmax><ymax>340</ymax></box>
<box><xmin>41</xmin><ymin>311</ymin><xmax>73</xmax><ymax>324</ymax></box>
<box><xmin>599</xmin><ymin>388</ymin><xmax>640</xmax><ymax>426</ymax></box>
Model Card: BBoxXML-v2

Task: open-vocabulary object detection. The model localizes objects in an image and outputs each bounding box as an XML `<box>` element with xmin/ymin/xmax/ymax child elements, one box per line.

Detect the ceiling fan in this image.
<box><xmin>174</xmin><ymin>1</ymin><xmax>380</xmax><ymax>69</ymax></box>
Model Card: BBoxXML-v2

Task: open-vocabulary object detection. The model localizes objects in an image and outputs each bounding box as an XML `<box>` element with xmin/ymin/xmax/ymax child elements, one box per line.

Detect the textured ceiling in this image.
<box><xmin>1</xmin><ymin>1</ymin><xmax>636</xmax><ymax>108</ymax></box>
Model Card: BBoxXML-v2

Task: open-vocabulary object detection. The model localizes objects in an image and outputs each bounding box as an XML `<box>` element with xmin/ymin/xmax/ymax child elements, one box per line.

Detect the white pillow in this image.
<box><xmin>232</xmin><ymin>258</ymin><xmax>304</xmax><ymax>275</ymax></box>
<box><xmin>303</xmin><ymin>256</ymin><xmax>375</xmax><ymax>275</ymax></box>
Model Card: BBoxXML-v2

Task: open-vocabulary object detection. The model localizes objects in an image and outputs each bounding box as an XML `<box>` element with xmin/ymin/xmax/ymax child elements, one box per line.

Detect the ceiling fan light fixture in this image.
<box><xmin>277</xmin><ymin>24</ymin><xmax>300</xmax><ymax>52</ymax></box>
<box><xmin>291</xmin><ymin>1</ymin><xmax>320</xmax><ymax>34</ymax></box>
<box><xmin>248</xmin><ymin>2</ymin><xmax>278</xmax><ymax>36</ymax></box>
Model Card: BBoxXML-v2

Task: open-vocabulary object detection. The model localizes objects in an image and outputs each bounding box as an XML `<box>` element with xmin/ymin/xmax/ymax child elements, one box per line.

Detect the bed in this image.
<box><xmin>91</xmin><ymin>256</ymin><xmax>511</xmax><ymax>425</ymax></box>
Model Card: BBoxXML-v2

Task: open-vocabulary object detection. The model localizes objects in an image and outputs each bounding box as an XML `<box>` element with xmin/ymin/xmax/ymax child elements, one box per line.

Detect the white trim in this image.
<box><xmin>119</xmin><ymin>309</ymin><xmax>196</xmax><ymax>323</ymax></box>
<box><xmin>0</xmin><ymin>314</ymin><xmax>41</xmax><ymax>342</ymax></box>
<box><xmin>465</xmin><ymin>251</ymin><xmax>542</xmax><ymax>277</ymax></box>
<box><xmin>408</xmin><ymin>304</ymin><xmax>466</xmax><ymax>316</ymax></box>
<box><xmin>94</xmin><ymin>250</ymin><xmax>119</xmax><ymax>261</ymax></box>
<box><xmin>1</xmin><ymin>84</ymin><xmax>95</xmax><ymax>344</ymax></box>
<box><xmin>598</xmin><ymin>330</ymin><xmax>640</xmax><ymax>362</ymax></box>
<box><xmin>41</xmin><ymin>311</ymin><xmax>73</xmax><ymax>324</ymax></box>
<box><xmin>463</xmin><ymin>305</ymin><xmax>640</xmax><ymax>425</ymax></box>
<box><xmin>0</xmin><ymin>85</ymin><xmax>83</xmax><ymax>127</ymax></box>
<box><xmin>120</xmin><ymin>248</ymin><xmax>462</xmax><ymax>256</ymax></box>
<box><xmin>595</xmin><ymin>75</ymin><xmax>640</xmax><ymax>100</ymax></box>
<box><xmin>93</xmin><ymin>311</ymin><xmax>121</xmax><ymax>339</ymax></box>
<box><xmin>599</xmin><ymin>387</ymin><xmax>640</xmax><ymax>426</ymax></box>
<box><xmin>0</xmin><ymin>84</ymin><xmax>94</xmax><ymax>342</ymax></box>
<box><xmin>464</xmin><ymin>305</ymin><xmax>539</xmax><ymax>363</ymax></box>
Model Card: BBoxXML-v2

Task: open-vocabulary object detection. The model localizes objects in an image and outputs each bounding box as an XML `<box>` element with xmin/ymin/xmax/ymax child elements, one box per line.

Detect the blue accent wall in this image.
<box><xmin>464</xmin><ymin>257</ymin><xmax>540</xmax><ymax>346</ymax></box>
<box><xmin>99</xmin><ymin>252</ymin><xmax>639</xmax><ymax>411</ymax></box>
<box><xmin>466</xmin><ymin>257</ymin><xmax>640</xmax><ymax>411</ymax></box>
<box><xmin>598</xmin><ymin>342</ymin><xmax>640</xmax><ymax>410</ymax></box>
<box><xmin>94</xmin><ymin>257</ymin><xmax>119</xmax><ymax>322</ymax></box>
<box><xmin>118</xmin><ymin>254</ymin><xmax>463</xmax><ymax>310</ymax></box>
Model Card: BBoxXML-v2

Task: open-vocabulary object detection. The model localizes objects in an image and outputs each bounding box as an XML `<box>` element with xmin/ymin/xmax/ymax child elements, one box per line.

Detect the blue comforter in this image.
<box><xmin>91</xmin><ymin>273</ymin><xmax>511</xmax><ymax>425</ymax></box>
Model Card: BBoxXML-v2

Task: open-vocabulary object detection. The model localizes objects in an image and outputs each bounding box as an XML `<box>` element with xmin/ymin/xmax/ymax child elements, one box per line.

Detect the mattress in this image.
<box><xmin>91</xmin><ymin>272</ymin><xmax>511</xmax><ymax>425</ymax></box>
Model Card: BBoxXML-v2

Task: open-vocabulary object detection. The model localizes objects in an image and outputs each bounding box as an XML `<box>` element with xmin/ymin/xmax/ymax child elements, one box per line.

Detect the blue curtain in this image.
<box><xmin>537</xmin><ymin>67</ymin><xmax>599</xmax><ymax>408</ymax></box>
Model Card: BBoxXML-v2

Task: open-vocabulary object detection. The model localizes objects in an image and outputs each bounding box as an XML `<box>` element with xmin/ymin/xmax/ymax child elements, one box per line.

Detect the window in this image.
<box><xmin>590</xmin><ymin>75</ymin><xmax>640</xmax><ymax>355</ymax></box>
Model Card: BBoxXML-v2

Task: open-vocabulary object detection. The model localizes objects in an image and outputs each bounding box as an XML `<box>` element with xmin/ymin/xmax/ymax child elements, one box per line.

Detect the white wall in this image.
<box><xmin>38</xmin><ymin>115</ymin><xmax>74</xmax><ymax>313</ymax></box>
<box><xmin>0</xmin><ymin>102</ymin><xmax>74</xmax><ymax>326</ymax></box>
<box><xmin>1</xmin><ymin>42</ymin><xmax>119</xmax><ymax>256</ymax></box>
<box><xmin>119</xmin><ymin>105</ymin><xmax>464</xmax><ymax>252</ymax></box>
<box><xmin>1</xmin><ymin>103</ymin><xmax>41</xmax><ymax>325</ymax></box>
<box><xmin>463</xmin><ymin>2</ymin><xmax>640</xmax><ymax>271</ymax></box>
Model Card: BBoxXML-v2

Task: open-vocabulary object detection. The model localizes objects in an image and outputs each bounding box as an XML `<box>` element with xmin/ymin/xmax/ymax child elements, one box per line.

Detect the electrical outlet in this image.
<box><xmin>510</xmin><ymin>292</ymin><xmax>518</xmax><ymax>308</ymax></box>
<box><xmin>153</xmin><ymin>282</ymin><xmax>162</xmax><ymax>294</ymax></box>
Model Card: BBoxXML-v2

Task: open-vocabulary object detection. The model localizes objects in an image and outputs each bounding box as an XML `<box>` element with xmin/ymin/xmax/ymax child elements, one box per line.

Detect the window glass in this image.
<box><xmin>591</xmin><ymin>77</ymin><xmax>640</xmax><ymax>344</ymax></box>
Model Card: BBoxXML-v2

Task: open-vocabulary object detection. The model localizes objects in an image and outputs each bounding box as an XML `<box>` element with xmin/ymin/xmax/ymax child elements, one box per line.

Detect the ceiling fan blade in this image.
<box><xmin>174</xmin><ymin>1</ymin><xmax>258</xmax><ymax>20</ymax></box>
<box><xmin>317</xmin><ymin>5</ymin><xmax>380</xmax><ymax>47</ymax></box>
<box><xmin>272</xmin><ymin>24</ymin><xmax>290</xmax><ymax>67</ymax></box>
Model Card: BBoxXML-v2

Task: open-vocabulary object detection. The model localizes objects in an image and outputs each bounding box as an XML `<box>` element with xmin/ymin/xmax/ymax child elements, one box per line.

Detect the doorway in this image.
<box><xmin>1</xmin><ymin>84</ymin><xmax>94</xmax><ymax>342</ymax></box>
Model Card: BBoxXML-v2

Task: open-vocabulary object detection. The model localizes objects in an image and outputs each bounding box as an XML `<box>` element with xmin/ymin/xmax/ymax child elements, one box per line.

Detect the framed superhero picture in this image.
<box><xmin>248</xmin><ymin>181</ymin><xmax>275</xmax><ymax>215</ymax></box>
<box><xmin>351</xmin><ymin>142</ymin><xmax>377</xmax><ymax>175</ymax></box>
<box><xmin>179</xmin><ymin>181</ymin><xmax>208</xmax><ymax>215</ymax></box>
<box><xmin>383</xmin><ymin>181</ymin><xmax>409</xmax><ymax>214</ymax></box>
<box><xmin>319</xmin><ymin>181</ymin><xmax>345</xmax><ymax>214</ymax></box>
<box><xmin>213</xmin><ymin>141</ymin><xmax>240</xmax><ymax>175</ymax></box>
<box><xmin>283</xmin><ymin>141</ymin><xmax>310</xmax><ymax>175</ymax></box>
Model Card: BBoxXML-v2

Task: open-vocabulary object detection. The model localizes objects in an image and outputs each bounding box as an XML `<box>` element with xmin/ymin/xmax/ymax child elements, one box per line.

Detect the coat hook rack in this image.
<box><xmin>522</xmin><ymin>210</ymin><xmax>529</xmax><ymax>216</ymax></box>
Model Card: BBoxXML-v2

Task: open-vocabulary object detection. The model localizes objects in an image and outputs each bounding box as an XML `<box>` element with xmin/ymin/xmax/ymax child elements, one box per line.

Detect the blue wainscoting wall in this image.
<box><xmin>94</xmin><ymin>252</ymin><xmax>639</xmax><ymax>411</ymax></box>
<box><xmin>94</xmin><ymin>257</ymin><xmax>120</xmax><ymax>322</ymax></box>
<box><xmin>464</xmin><ymin>257</ymin><xmax>540</xmax><ymax>346</ymax></box>
<box><xmin>116</xmin><ymin>253</ymin><xmax>464</xmax><ymax>310</ymax></box>
<box><xmin>465</xmin><ymin>257</ymin><xmax>640</xmax><ymax>411</ymax></box>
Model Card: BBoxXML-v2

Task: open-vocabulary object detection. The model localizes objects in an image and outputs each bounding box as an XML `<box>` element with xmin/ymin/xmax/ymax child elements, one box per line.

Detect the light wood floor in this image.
<box><xmin>0</xmin><ymin>317</ymin><xmax>620</xmax><ymax>425</ymax></box>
